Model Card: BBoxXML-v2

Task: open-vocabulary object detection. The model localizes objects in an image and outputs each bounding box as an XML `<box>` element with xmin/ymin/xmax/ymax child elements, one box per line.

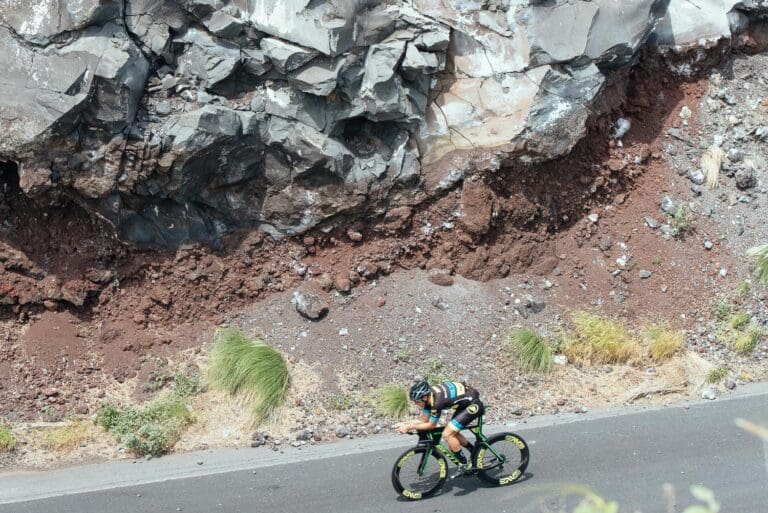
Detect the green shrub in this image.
<box><xmin>747</xmin><ymin>244</ymin><xmax>768</xmax><ymax>285</ymax></box>
<box><xmin>644</xmin><ymin>323</ymin><xmax>684</xmax><ymax>362</ymax></box>
<box><xmin>509</xmin><ymin>327</ymin><xmax>553</xmax><ymax>372</ymax></box>
<box><xmin>207</xmin><ymin>328</ymin><xmax>290</xmax><ymax>423</ymax></box>
<box><xmin>710</xmin><ymin>298</ymin><xmax>733</xmax><ymax>322</ymax></box>
<box><xmin>731</xmin><ymin>324</ymin><xmax>764</xmax><ymax>355</ymax></box>
<box><xmin>97</xmin><ymin>396</ymin><xmax>193</xmax><ymax>457</ymax></box>
<box><xmin>705</xmin><ymin>366</ymin><xmax>727</xmax><ymax>384</ymax></box>
<box><xmin>0</xmin><ymin>425</ymin><xmax>15</xmax><ymax>452</ymax></box>
<box><xmin>371</xmin><ymin>385</ymin><xmax>409</xmax><ymax>420</ymax></box>
<box><xmin>564</xmin><ymin>312</ymin><xmax>641</xmax><ymax>365</ymax></box>
<box><xmin>727</xmin><ymin>312</ymin><xmax>750</xmax><ymax>330</ymax></box>
<box><xmin>670</xmin><ymin>203</ymin><xmax>695</xmax><ymax>236</ymax></box>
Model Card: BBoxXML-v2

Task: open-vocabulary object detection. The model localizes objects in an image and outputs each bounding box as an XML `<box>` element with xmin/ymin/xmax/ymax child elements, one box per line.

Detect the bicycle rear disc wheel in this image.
<box><xmin>474</xmin><ymin>432</ymin><xmax>529</xmax><ymax>486</ymax></box>
<box><xmin>391</xmin><ymin>447</ymin><xmax>448</xmax><ymax>500</ymax></box>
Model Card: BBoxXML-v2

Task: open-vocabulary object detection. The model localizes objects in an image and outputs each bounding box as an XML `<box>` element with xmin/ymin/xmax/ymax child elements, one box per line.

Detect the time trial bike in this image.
<box><xmin>391</xmin><ymin>414</ymin><xmax>529</xmax><ymax>500</ymax></box>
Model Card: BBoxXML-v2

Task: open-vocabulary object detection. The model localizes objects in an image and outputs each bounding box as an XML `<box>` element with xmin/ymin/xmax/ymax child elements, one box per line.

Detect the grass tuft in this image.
<box><xmin>207</xmin><ymin>328</ymin><xmax>290</xmax><ymax>423</ymax></box>
<box><xmin>644</xmin><ymin>323</ymin><xmax>685</xmax><ymax>362</ymax></box>
<box><xmin>705</xmin><ymin>366</ymin><xmax>727</xmax><ymax>384</ymax></box>
<box><xmin>509</xmin><ymin>327</ymin><xmax>553</xmax><ymax>372</ymax></box>
<box><xmin>42</xmin><ymin>421</ymin><xmax>93</xmax><ymax>451</ymax></box>
<box><xmin>564</xmin><ymin>312</ymin><xmax>641</xmax><ymax>365</ymax></box>
<box><xmin>371</xmin><ymin>385</ymin><xmax>410</xmax><ymax>420</ymax></box>
<box><xmin>0</xmin><ymin>425</ymin><xmax>15</xmax><ymax>452</ymax></box>
<box><xmin>747</xmin><ymin>244</ymin><xmax>768</xmax><ymax>285</ymax></box>
<box><xmin>731</xmin><ymin>324</ymin><xmax>765</xmax><ymax>355</ymax></box>
<box><xmin>727</xmin><ymin>312</ymin><xmax>751</xmax><ymax>330</ymax></box>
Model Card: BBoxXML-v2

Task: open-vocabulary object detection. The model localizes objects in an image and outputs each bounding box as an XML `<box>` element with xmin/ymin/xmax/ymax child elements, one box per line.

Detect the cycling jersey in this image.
<box><xmin>422</xmin><ymin>381</ymin><xmax>484</xmax><ymax>430</ymax></box>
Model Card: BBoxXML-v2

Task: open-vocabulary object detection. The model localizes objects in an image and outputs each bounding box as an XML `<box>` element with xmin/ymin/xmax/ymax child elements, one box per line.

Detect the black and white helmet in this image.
<box><xmin>409</xmin><ymin>380</ymin><xmax>430</xmax><ymax>401</ymax></box>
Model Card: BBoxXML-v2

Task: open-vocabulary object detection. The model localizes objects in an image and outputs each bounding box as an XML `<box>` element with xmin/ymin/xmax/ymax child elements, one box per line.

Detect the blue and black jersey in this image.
<box><xmin>422</xmin><ymin>381</ymin><xmax>481</xmax><ymax>424</ymax></box>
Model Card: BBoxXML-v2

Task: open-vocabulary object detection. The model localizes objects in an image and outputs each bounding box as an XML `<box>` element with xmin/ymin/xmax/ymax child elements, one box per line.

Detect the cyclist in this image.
<box><xmin>396</xmin><ymin>379</ymin><xmax>484</xmax><ymax>471</ymax></box>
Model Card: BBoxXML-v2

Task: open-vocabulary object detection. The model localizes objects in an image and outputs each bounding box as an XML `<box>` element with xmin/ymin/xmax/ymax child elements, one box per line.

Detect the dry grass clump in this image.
<box><xmin>370</xmin><ymin>385</ymin><xmax>409</xmax><ymax>420</ymax></box>
<box><xmin>42</xmin><ymin>421</ymin><xmax>93</xmax><ymax>451</ymax></box>
<box><xmin>0</xmin><ymin>424</ymin><xmax>15</xmax><ymax>452</ymax></box>
<box><xmin>207</xmin><ymin>328</ymin><xmax>290</xmax><ymax>423</ymax></box>
<box><xmin>747</xmin><ymin>244</ymin><xmax>768</xmax><ymax>285</ymax></box>
<box><xmin>731</xmin><ymin>325</ymin><xmax>765</xmax><ymax>355</ymax></box>
<box><xmin>563</xmin><ymin>312</ymin><xmax>641</xmax><ymax>365</ymax></box>
<box><xmin>644</xmin><ymin>323</ymin><xmax>685</xmax><ymax>362</ymax></box>
<box><xmin>509</xmin><ymin>327</ymin><xmax>553</xmax><ymax>372</ymax></box>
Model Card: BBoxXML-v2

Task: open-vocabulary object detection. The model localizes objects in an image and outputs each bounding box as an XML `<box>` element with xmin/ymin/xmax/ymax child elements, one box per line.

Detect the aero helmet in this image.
<box><xmin>409</xmin><ymin>380</ymin><xmax>430</xmax><ymax>401</ymax></box>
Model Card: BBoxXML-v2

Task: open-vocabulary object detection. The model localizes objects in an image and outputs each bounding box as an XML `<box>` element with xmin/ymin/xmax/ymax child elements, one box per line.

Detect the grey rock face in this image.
<box><xmin>1</xmin><ymin>0</ymin><xmax>766</xmax><ymax>248</ymax></box>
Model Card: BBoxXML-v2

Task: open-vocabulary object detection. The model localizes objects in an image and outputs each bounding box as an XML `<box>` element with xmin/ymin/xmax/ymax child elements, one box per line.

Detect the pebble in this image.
<box><xmin>701</xmin><ymin>388</ymin><xmax>716</xmax><ymax>400</ymax></box>
<box><xmin>689</xmin><ymin>170</ymin><xmax>705</xmax><ymax>185</ymax></box>
<box><xmin>553</xmin><ymin>355</ymin><xmax>568</xmax><ymax>365</ymax></box>
<box><xmin>704</xmin><ymin>240</ymin><xmax>714</xmax><ymax>250</ymax></box>
<box><xmin>587</xmin><ymin>213</ymin><xmax>600</xmax><ymax>223</ymax></box>
<box><xmin>644</xmin><ymin>216</ymin><xmax>661</xmax><ymax>229</ymax></box>
<box><xmin>719</xmin><ymin>268</ymin><xmax>728</xmax><ymax>277</ymax></box>
<box><xmin>725</xmin><ymin>379</ymin><xmax>736</xmax><ymax>390</ymax></box>
<box><xmin>638</xmin><ymin>270</ymin><xmax>652</xmax><ymax>279</ymax></box>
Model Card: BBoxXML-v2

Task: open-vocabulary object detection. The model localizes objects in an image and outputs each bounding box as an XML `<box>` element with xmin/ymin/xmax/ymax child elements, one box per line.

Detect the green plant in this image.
<box><xmin>726</xmin><ymin>312</ymin><xmax>750</xmax><ymax>330</ymax></box>
<box><xmin>0</xmin><ymin>424</ymin><xmax>15</xmax><ymax>452</ymax></box>
<box><xmin>171</xmin><ymin>370</ymin><xmax>202</xmax><ymax>398</ymax></box>
<box><xmin>652</xmin><ymin>256</ymin><xmax>663</xmax><ymax>266</ymax></box>
<box><xmin>97</xmin><ymin>396</ymin><xmax>193</xmax><ymax>457</ymax></box>
<box><xmin>731</xmin><ymin>324</ymin><xmax>764</xmax><ymax>355</ymax></box>
<box><xmin>710</xmin><ymin>298</ymin><xmax>732</xmax><ymax>322</ymax></box>
<box><xmin>644</xmin><ymin>323</ymin><xmax>684</xmax><ymax>362</ymax></box>
<box><xmin>207</xmin><ymin>328</ymin><xmax>290</xmax><ymax>423</ymax></box>
<box><xmin>670</xmin><ymin>203</ymin><xmax>695</xmax><ymax>236</ymax></box>
<box><xmin>509</xmin><ymin>327</ymin><xmax>553</xmax><ymax>372</ymax></box>
<box><xmin>563</xmin><ymin>312</ymin><xmax>641</xmax><ymax>365</ymax></box>
<box><xmin>705</xmin><ymin>366</ymin><xmax>727</xmax><ymax>384</ymax></box>
<box><xmin>737</xmin><ymin>280</ymin><xmax>751</xmax><ymax>296</ymax></box>
<box><xmin>747</xmin><ymin>244</ymin><xmax>768</xmax><ymax>285</ymax></box>
<box><xmin>371</xmin><ymin>385</ymin><xmax>409</xmax><ymax>419</ymax></box>
<box><xmin>42</xmin><ymin>420</ymin><xmax>93</xmax><ymax>451</ymax></box>
<box><xmin>394</xmin><ymin>344</ymin><xmax>411</xmax><ymax>363</ymax></box>
<box><xmin>422</xmin><ymin>358</ymin><xmax>450</xmax><ymax>384</ymax></box>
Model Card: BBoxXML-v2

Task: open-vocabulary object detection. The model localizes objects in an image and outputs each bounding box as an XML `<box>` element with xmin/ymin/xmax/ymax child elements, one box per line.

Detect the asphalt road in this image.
<box><xmin>1</xmin><ymin>384</ymin><xmax>767</xmax><ymax>513</ymax></box>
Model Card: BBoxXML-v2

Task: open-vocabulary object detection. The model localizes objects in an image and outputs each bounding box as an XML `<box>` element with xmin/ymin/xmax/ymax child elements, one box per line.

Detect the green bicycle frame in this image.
<box><xmin>416</xmin><ymin>415</ymin><xmax>506</xmax><ymax>475</ymax></box>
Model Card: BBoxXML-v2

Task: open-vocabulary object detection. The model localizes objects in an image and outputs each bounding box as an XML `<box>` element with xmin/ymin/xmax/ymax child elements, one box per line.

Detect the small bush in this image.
<box><xmin>42</xmin><ymin>421</ymin><xmax>93</xmax><ymax>451</ymax></box>
<box><xmin>97</xmin><ymin>396</ymin><xmax>193</xmax><ymax>457</ymax></box>
<box><xmin>371</xmin><ymin>385</ymin><xmax>409</xmax><ymax>420</ymax></box>
<box><xmin>171</xmin><ymin>370</ymin><xmax>203</xmax><ymax>398</ymax></box>
<box><xmin>509</xmin><ymin>328</ymin><xmax>552</xmax><ymax>372</ymax></box>
<box><xmin>207</xmin><ymin>328</ymin><xmax>290</xmax><ymax>423</ymax></box>
<box><xmin>706</xmin><ymin>367</ymin><xmax>727</xmax><ymax>384</ymax></box>
<box><xmin>727</xmin><ymin>312</ymin><xmax>750</xmax><ymax>330</ymax></box>
<box><xmin>710</xmin><ymin>298</ymin><xmax>733</xmax><ymax>322</ymax></box>
<box><xmin>747</xmin><ymin>244</ymin><xmax>768</xmax><ymax>285</ymax></box>
<box><xmin>731</xmin><ymin>324</ymin><xmax>764</xmax><ymax>355</ymax></box>
<box><xmin>0</xmin><ymin>425</ymin><xmax>15</xmax><ymax>452</ymax></box>
<box><xmin>644</xmin><ymin>323</ymin><xmax>684</xmax><ymax>362</ymax></box>
<box><xmin>670</xmin><ymin>203</ymin><xmax>695</xmax><ymax>236</ymax></box>
<box><xmin>564</xmin><ymin>312</ymin><xmax>640</xmax><ymax>365</ymax></box>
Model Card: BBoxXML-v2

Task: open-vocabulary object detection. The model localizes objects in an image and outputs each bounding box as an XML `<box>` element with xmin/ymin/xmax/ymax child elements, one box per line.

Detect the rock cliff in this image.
<box><xmin>0</xmin><ymin>0</ymin><xmax>766</xmax><ymax>246</ymax></box>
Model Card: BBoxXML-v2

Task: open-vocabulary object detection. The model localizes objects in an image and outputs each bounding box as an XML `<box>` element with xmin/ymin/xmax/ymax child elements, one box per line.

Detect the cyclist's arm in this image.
<box><xmin>403</xmin><ymin>418</ymin><xmax>437</xmax><ymax>431</ymax></box>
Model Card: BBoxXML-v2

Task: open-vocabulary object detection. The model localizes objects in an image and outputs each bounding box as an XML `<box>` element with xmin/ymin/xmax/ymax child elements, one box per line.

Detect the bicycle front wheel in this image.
<box><xmin>474</xmin><ymin>432</ymin><xmax>529</xmax><ymax>486</ymax></box>
<box><xmin>391</xmin><ymin>447</ymin><xmax>448</xmax><ymax>500</ymax></box>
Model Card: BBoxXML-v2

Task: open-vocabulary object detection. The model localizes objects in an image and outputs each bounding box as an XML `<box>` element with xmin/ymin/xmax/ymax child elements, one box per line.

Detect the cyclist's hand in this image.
<box><xmin>395</xmin><ymin>422</ymin><xmax>412</xmax><ymax>434</ymax></box>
